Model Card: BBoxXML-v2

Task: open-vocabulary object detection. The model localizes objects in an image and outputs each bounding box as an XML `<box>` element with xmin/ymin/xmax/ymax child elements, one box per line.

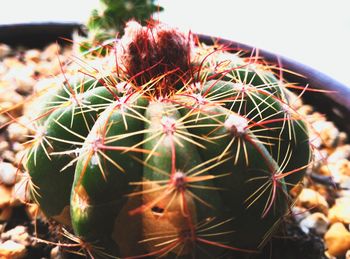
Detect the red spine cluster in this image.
<box><xmin>118</xmin><ymin>21</ymin><xmax>193</xmax><ymax>94</ymax></box>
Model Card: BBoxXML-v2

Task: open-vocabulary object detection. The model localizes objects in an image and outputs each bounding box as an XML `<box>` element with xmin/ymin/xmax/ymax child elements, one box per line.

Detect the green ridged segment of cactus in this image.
<box><xmin>24</xmin><ymin>21</ymin><xmax>311</xmax><ymax>258</ymax></box>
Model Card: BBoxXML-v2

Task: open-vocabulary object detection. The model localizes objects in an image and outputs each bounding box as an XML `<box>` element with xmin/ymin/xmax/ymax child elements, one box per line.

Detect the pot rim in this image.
<box><xmin>197</xmin><ymin>34</ymin><xmax>350</xmax><ymax>133</ymax></box>
<box><xmin>0</xmin><ymin>22</ymin><xmax>82</xmax><ymax>48</ymax></box>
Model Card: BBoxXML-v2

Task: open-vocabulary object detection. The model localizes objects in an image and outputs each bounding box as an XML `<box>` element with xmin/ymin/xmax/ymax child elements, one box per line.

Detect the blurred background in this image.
<box><xmin>0</xmin><ymin>0</ymin><xmax>349</xmax><ymax>86</ymax></box>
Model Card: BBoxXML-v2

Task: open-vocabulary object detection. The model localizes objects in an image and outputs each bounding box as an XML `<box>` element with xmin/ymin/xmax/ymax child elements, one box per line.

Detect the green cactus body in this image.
<box><xmin>26</xmin><ymin>85</ymin><xmax>117</xmax><ymax>224</ymax></box>
<box><xmin>70</xmin><ymin>94</ymin><xmax>147</xmax><ymax>253</ymax></box>
<box><xmin>181</xmin><ymin>79</ymin><xmax>309</xmax><ymax>251</ymax></box>
<box><xmin>24</xmin><ymin>22</ymin><xmax>311</xmax><ymax>258</ymax></box>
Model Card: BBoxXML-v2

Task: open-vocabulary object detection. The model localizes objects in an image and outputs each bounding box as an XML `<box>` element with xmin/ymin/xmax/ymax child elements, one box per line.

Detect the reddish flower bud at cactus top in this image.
<box><xmin>118</xmin><ymin>21</ymin><xmax>193</xmax><ymax>92</ymax></box>
<box><xmin>24</xmin><ymin>21</ymin><xmax>311</xmax><ymax>258</ymax></box>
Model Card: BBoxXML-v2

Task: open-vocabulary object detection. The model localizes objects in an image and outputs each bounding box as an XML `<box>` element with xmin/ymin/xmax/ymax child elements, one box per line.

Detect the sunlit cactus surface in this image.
<box><xmin>24</xmin><ymin>21</ymin><xmax>311</xmax><ymax>258</ymax></box>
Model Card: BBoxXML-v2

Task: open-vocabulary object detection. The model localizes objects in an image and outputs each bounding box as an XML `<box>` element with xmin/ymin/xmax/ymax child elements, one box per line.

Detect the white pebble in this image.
<box><xmin>292</xmin><ymin>206</ymin><xmax>311</xmax><ymax>223</ymax></box>
<box><xmin>0</xmin><ymin>162</ymin><xmax>18</xmax><ymax>185</ymax></box>
<box><xmin>0</xmin><ymin>240</ymin><xmax>26</xmax><ymax>259</ymax></box>
<box><xmin>346</xmin><ymin>249</ymin><xmax>350</xmax><ymax>259</ymax></box>
<box><xmin>1</xmin><ymin>150</ymin><xmax>15</xmax><ymax>163</ymax></box>
<box><xmin>7</xmin><ymin>120</ymin><xmax>30</xmax><ymax>142</ymax></box>
<box><xmin>0</xmin><ymin>44</ymin><xmax>11</xmax><ymax>58</ymax></box>
<box><xmin>328</xmin><ymin>145</ymin><xmax>350</xmax><ymax>163</ymax></box>
<box><xmin>1</xmin><ymin>226</ymin><xmax>30</xmax><ymax>246</ymax></box>
<box><xmin>312</xmin><ymin>121</ymin><xmax>340</xmax><ymax>148</ymax></box>
<box><xmin>340</xmin><ymin>176</ymin><xmax>350</xmax><ymax>190</ymax></box>
<box><xmin>42</xmin><ymin>43</ymin><xmax>60</xmax><ymax>61</ymax></box>
<box><xmin>299</xmin><ymin>212</ymin><xmax>329</xmax><ymax>235</ymax></box>
<box><xmin>3</xmin><ymin>65</ymin><xmax>36</xmax><ymax>93</ymax></box>
<box><xmin>24</xmin><ymin>49</ymin><xmax>41</xmax><ymax>63</ymax></box>
<box><xmin>50</xmin><ymin>246</ymin><xmax>66</xmax><ymax>259</ymax></box>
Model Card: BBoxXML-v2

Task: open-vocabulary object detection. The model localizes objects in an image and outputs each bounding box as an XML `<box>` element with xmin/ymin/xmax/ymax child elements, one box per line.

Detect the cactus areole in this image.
<box><xmin>25</xmin><ymin>21</ymin><xmax>311</xmax><ymax>258</ymax></box>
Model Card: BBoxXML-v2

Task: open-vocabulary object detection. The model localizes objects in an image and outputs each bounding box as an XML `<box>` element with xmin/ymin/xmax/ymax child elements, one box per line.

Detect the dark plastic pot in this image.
<box><xmin>0</xmin><ymin>22</ymin><xmax>82</xmax><ymax>48</ymax></box>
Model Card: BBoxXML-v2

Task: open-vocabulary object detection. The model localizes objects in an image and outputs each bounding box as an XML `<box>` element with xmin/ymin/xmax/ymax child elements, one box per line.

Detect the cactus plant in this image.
<box><xmin>24</xmin><ymin>21</ymin><xmax>312</xmax><ymax>258</ymax></box>
<box><xmin>77</xmin><ymin>0</ymin><xmax>163</xmax><ymax>55</ymax></box>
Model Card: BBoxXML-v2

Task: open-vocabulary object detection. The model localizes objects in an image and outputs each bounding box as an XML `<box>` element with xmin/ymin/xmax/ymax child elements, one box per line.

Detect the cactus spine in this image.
<box><xmin>24</xmin><ymin>21</ymin><xmax>311</xmax><ymax>258</ymax></box>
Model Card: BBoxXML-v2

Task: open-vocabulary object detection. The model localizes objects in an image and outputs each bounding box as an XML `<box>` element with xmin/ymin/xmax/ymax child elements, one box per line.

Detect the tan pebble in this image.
<box><xmin>32</xmin><ymin>77</ymin><xmax>61</xmax><ymax>93</ymax></box>
<box><xmin>338</xmin><ymin>159</ymin><xmax>350</xmax><ymax>176</ymax></box>
<box><xmin>0</xmin><ymin>78</ymin><xmax>14</xmax><ymax>91</ymax></box>
<box><xmin>0</xmin><ymin>140</ymin><xmax>9</xmax><ymax>153</ymax></box>
<box><xmin>7</xmin><ymin>119</ymin><xmax>30</xmax><ymax>142</ymax></box>
<box><xmin>312</xmin><ymin>149</ymin><xmax>329</xmax><ymax>170</ymax></box>
<box><xmin>323</xmin><ymin>160</ymin><xmax>350</xmax><ymax>183</ymax></box>
<box><xmin>0</xmin><ymin>183</ymin><xmax>17</xmax><ymax>218</ymax></box>
<box><xmin>339</xmin><ymin>190</ymin><xmax>350</xmax><ymax>198</ymax></box>
<box><xmin>0</xmin><ymin>162</ymin><xmax>18</xmax><ymax>185</ymax></box>
<box><xmin>338</xmin><ymin>132</ymin><xmax>348</xmax><ymax>145</ymax></box>
<box><xmin>0</xmin><ymin>240</ymin><xmax>27</xmax><ymax>259</ymax></box>
<box><xmin>1</xmin><ymin>150</ymin><xmax>15</xmax><ymax>163</ymax></box>
<box><xmin>0</xmin><ymin>44</ymin><xmax>11</xmax><ymax>58</ymax></box>
<box><xmin>307</xmin><ymin>112</ymin><xmax>326</xmax><ymax>123</ymax></box>
<box><xmin>1</xmin><ymin>226</ymin><xmax>30</xmax><ymax>246</ymax></box>
<box><xmin>340</xmin><ymin>177</ymin><xmax>350</xmax><ymax>191</ymax></box>
<box><xmin>50</xmin><ymin>245</ymin><xmax>66</xmax><ymax>259</ymax></box>
<box><xmin>10</xmin><ymin>67</ymin><xmax>36</xmax><ymax>93</ymax></box>
<box><xmin>0</xmin><ymin>63</ymin><xmax>7</xmax><ymax>75</ymax></box>
<box><xmin>325</xmin><ymin>222</ymin><xmax>350</xmax><ymax>257</ymax></box>
<box><xmin>24</xmin><ymin>49</ymin><xmax>41</xmax><ymax>63</ymax></box>
<box><xmin>25</xmin><ymin>203</ymin><xmax>45</xmax><ymax>221</ymax></box>
<box><xmin>35</xmin><ymin>60</ymin><xmax>61</xmax><ymax>76</ymax></box>
<box><xmin>0</xmin><ymin>206</ymin><xmax>12</xmax><ymax>221</ymax></box>
<box><xmin>0</xmin><ymin>184</ymin><xmax>12</xmax><ymax>208</ymax></box>
<box><xmin>319</xmin><ymin>165</ymin><xmax>332</xmax><ymax>176</ymax></box>
<box><xmin>312</xmin><ymin>185</ymin><xmax>330</xmax><ymax>200</ymax></box>
<box><xmin>2</xmin><ymin>57</ymin><xmax>22</xmax><ymax>69</ymax></box>
<box><xmin>0</xmin><ymin>87</ymin><xmax>24</xmax><ymax>112</ymax></box>
<box><xmin>25</xmin><ymin>203</ymin><xmax>38</xmax><ymax>220</ymax></box>
<box><xmin>328</xmin><ymin>145</ymin><xmax>350</xmax><ymax>163</ymax></box>
<box><xmin>297</xmin><ymin>188</ymin><xmax>329</xmax><ymax>213</ymax></box>
<box><xmin>324</xmin><ymin>251</ymin><xmax>337</xmax><ymax>259</ymax></box>
<box><xmin>0</xmin><ymin>115</ymin><xmax>10</xmax><ymax>128</ymax></box>
<box><xmin>312</xmin><ymin>120</ymin><xmax>340</xmax><ymax>148</ymax></box>
<box><xmin>12</xmin><ymin>142</ymin><xmax>24</xmax><ymax>153</ymax></box>
<box><xmin>14</xmin><ymin>150</ymin><xmax>27</xmax><ymax>167</ymax></box>
<box><xmin>328</xmin><ymin>197</ymin><xmax>350</xmax><ymax>224</ymax></box>
<box><xmin>297</xmin><ymin>104</ymin><xmax>314</xmax><ymax>115</ymax></box>
<box><xmin>310</xmin><ymin>135</ymin><xmax>323</xmax><ymax>149</ymax></box>
<box><xmin>34</xmin><ymin>61</ymin><xmax>52</xmax><ymax>76</ymax></box>
<box><xmin>42</xmin><ymin>43</ymin><xmax>61</xmax><ymax>60</ymax></box>
<box><xmin>299</xmin><ymin>212</ymin><xmax>329</xmax><ymax>235</ymax></box>
<box><xmin>290</xmin><ymin>182</ymin><xmax>303</xmax><ymax>197</ymax></box>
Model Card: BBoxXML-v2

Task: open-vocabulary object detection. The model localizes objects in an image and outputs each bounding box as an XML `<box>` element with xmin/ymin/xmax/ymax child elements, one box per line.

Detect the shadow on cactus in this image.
<box><xmin>23</xmin><ymin>21</ymin><xmax>313</xmax><ymax>258</ymax></box>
